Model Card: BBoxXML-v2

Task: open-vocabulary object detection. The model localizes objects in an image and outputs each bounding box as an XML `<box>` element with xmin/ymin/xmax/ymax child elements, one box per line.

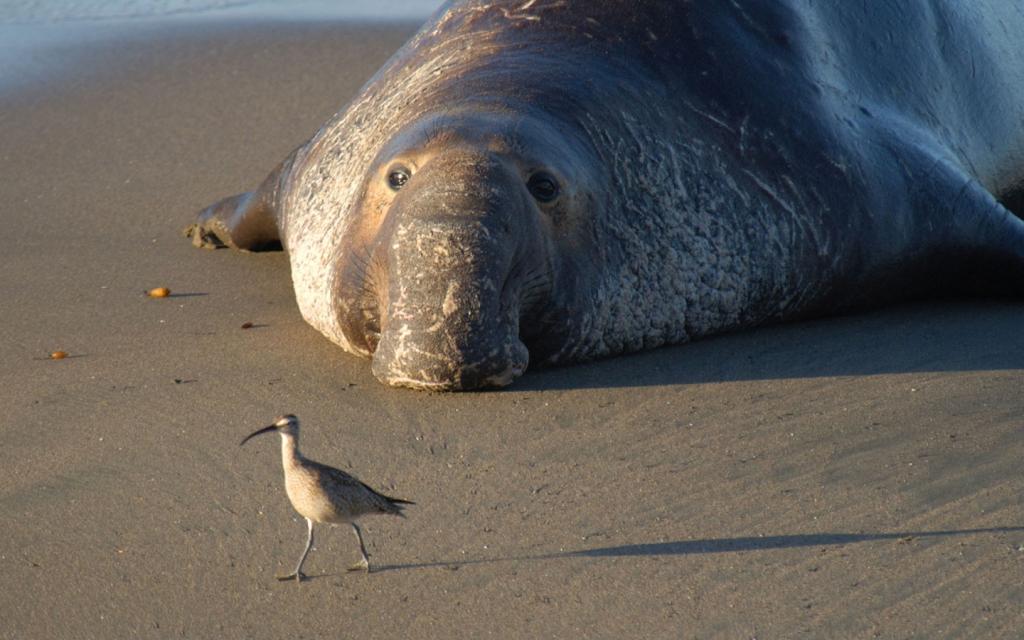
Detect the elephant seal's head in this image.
<box><xmin>330</xmin><ymin>108</ymin><xmax>603</xmax><ymax>390</ymax></box>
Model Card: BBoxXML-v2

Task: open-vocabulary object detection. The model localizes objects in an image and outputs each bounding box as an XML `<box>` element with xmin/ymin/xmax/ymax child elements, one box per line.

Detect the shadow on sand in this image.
<box><xmin>514</xmin><ymin>300</ymin><xmax>1024</xmax><ymax>391</ymax></box>
<box><xmin>371</xmin><ymin>526</ymin><xmax>1024</xmax><ymax>574</ymax></box>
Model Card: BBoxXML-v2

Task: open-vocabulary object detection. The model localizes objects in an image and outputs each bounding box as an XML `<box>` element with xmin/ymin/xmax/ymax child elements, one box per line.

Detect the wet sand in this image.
<box><xmin>1</xmin><ymin>16</ymin><xmax>1022</xmax><ymax>639</ymax></box>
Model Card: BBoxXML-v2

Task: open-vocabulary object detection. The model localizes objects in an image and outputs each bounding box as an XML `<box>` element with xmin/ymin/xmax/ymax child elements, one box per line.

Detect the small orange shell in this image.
<box><xmin>148</xmin><ymin>287</ymin><xmax>171</xmax><ymax>298</ymax></box>
<box><xmin>50</xmin><ymin>351</ymin><xmax>68</xmax><ymax>360</ymax></box>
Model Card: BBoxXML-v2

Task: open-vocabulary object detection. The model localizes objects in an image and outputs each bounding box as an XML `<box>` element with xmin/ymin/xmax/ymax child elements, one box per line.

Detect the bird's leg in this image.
<box><xmin>277</xmin><ymin>518</ymin><xmax>314</xmax><ymax>582</ymax></box>
<box><xmin>347</xmin><ymin>522</ymin><xmax>371</xmax><ymax>573</ymax></box>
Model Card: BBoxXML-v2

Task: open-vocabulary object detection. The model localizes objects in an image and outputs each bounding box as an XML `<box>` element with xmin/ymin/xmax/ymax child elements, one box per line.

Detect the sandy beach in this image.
<box><xmin>2</xmin><ymin>10</ymin><xmax>1023</xmax><ymax>639</ymax></box>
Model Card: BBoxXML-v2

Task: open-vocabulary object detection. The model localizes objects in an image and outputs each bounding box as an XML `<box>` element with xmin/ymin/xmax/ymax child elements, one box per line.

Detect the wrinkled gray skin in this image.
<box><xmin>186</xmin><ymin>0</ymin><xmax>1024</xmax><ymax>391</ymax></box>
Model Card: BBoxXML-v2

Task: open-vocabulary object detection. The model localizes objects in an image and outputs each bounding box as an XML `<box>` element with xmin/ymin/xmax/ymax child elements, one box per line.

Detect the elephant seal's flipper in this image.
<box><xmin>934</xmin><ymin>178</ymin><xmax>1024</xmax><ymax>297</ymax></box>
<box><xmin>872</xmin><ymin>125</ymin><xmax>1024</xmax><ymax>299</ymax></box>
<box><xmin>184</xmin><ymin>150</ymin><xmax>297</xmax><ymax>252</ymax></box>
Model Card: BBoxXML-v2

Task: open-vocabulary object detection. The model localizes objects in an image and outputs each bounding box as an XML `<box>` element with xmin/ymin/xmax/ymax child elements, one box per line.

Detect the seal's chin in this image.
<box><xmin>370</xmin><ymin>335</ymin><xmax>529</xmax><ymax>391</ymax></box>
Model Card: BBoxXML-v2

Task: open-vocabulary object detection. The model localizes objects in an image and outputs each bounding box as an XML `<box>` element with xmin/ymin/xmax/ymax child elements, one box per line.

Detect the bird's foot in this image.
<box><xmin>347</xmin><ymin>558</ymin><xmax>370</xmax><ymax>573</ymax></box>
<box><xmin>275</xmin><ymin>571</ymin><xmax>307</xmax><ymax>583</ymax></box>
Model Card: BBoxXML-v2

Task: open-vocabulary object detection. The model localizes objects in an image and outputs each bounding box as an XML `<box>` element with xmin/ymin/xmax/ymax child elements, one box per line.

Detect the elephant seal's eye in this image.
<box><xmin>527</xmin><ymin>172</ymin><xmax>559</xmax><ymax>203</ymax></box>
<box><xmin>387</xmin><ymin>166</ymin><xmax>410</xmax><ymax>191</ymax></box>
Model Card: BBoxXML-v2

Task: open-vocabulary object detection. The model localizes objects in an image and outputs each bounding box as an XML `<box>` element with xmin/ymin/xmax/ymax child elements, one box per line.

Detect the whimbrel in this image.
<box><xmin>240</xmin><ymin>414</ymin><xmax>413</xmax><ymax>582</ymax></box>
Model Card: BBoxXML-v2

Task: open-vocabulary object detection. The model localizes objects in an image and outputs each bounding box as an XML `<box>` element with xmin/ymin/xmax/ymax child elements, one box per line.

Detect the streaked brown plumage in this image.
<box><xmin>240</xmin><ymin>414</ymin><xmax>413</xmax><ymax>582</ymax></box>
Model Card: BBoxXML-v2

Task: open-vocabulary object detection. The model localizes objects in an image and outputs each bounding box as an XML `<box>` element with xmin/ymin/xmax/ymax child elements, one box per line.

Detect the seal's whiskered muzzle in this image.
<box><xmin>331</xmin><ymin>148</ymin><xmax>549</xmax><ymax>390</ymax></box>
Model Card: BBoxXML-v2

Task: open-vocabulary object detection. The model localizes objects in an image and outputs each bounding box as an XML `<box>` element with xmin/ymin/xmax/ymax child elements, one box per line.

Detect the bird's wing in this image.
<box><xmin>308</xmin><ymin>460</ymin><xmax>394</xmax><ymax>511</ymax></box>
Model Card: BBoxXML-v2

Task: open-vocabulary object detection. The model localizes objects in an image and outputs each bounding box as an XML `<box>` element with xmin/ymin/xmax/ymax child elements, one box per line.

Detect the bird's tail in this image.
<box><xmin>384</xmin><ymin>495</ymin><xmax>415</xmax><ymax>517</ymax></box>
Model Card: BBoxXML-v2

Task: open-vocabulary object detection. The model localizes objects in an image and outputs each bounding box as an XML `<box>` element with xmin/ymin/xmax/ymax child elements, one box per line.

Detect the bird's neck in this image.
<box><xmin>279</xmin><ymin>433</ymin><xmax>302</xmax><ymax>468</ymax></box>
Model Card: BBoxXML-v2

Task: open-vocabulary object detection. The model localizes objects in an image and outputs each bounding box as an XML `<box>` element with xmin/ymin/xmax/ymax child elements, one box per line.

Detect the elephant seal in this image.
<box><xmin>186</xmin><ymin>0</ymin><xmax>1024</xmax><ymax>390</ymax></box>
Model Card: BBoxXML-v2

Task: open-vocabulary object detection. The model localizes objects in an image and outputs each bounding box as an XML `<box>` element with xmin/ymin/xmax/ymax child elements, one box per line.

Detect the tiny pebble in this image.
<box><xmin>148</xmin><ymin>287</ymin><xmax>171</xmax><ymax>298</ymax></box>
<box><xmin>49</xmin><ymin>351</ymin><xmax>68</xmax><ymax>360</ymax></box>
<box><xmin>241</xmin><ymin>322</ymin><xmax>254</xmax><ymax>329</ymax></box>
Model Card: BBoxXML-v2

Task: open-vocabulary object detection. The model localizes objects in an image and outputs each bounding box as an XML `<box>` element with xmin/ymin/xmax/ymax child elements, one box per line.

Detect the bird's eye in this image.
<box><xmin>387</xmin><ymin>166</ymin><xmax>411</xmax><ymax>191</ymax></box>
<box><xmin>527</xmin><ymin>172</ymin><xmax>559</xmax><ymax>203</ymax></box>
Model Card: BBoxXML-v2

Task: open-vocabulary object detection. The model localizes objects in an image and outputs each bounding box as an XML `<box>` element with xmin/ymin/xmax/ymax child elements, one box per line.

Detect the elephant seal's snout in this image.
<box><xmin>366</xmin><ymin>152</ymin><xmax>541</xmax><ymax>391</ymax></box>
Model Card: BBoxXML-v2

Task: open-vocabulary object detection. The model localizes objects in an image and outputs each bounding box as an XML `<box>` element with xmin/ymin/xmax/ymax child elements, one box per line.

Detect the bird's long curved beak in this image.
<box><xmin>240</xmin><ymin>425</ymin><xmax>278</xmax><ymax>446</ymax></box>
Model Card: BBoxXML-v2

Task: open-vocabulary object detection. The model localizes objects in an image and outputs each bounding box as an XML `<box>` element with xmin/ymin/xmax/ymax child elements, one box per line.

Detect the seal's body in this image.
<box><xmin>188</xmin><ymin>1</ymin><xmax>1024</xmax><ymax>390</ymax></box>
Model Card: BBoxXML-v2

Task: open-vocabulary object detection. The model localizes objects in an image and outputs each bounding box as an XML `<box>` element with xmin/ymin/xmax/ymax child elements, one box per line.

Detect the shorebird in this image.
<box><xmin>240</xmin><ymin>414</ymin><xmax>413</xmax><ymax>582</ymax></box>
